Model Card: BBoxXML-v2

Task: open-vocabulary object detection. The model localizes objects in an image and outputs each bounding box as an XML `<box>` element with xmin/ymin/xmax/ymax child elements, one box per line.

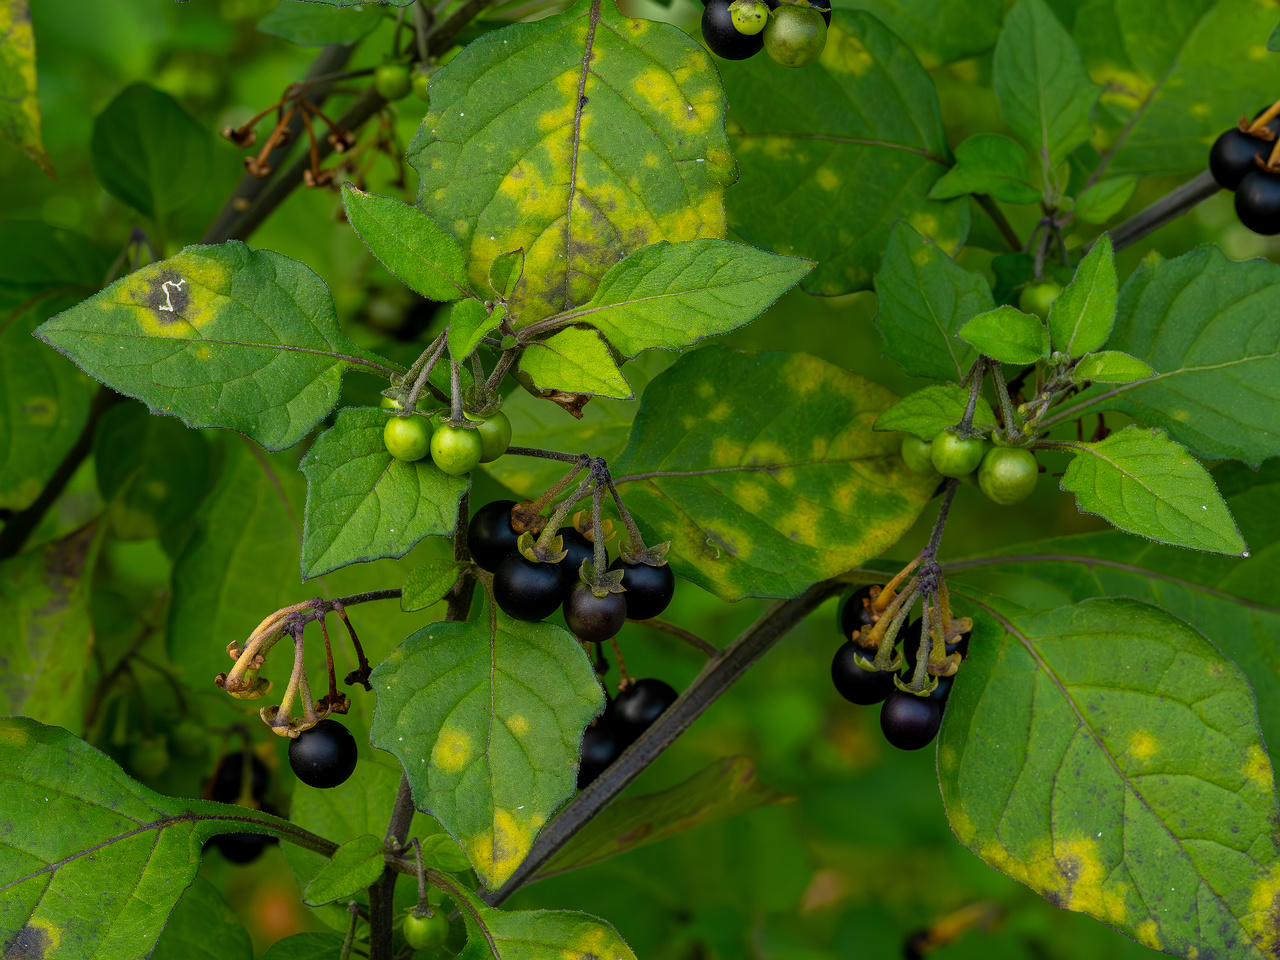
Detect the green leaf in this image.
<box><xmin>152</xmin><ymin>878</ymin><xmax>252</xmax><ymax>960</ymax></box>
<box><xmin>552</xmin><ymin>239</ymin><xmax>812</xmax><ymax>358</ymax></box>
<box><xmin>35</xmin><ymin>241</ymin><xmax>392</xmax><ymax>452</ymax></box>
<box><xmin>832</xmin><ymin>0</ymin><xmax>1004</xmax><ymax>67</ymax></box>
<box><xmin>489</xmin><ymin>249</ymin><xmax>523</xmax><ymax>300</ymax></box>
<box><xmin>873</xmin><ymin>222</ymin><xmax>990</xmax><ymax>382</ymax></box>
<box><xmin>992</xmin><ymin>0</ymin><xmax>1099</xmax><ymax>168</ymax></box>
<box><xmin>519</xmin><ymin>327</ymin><xmax>631</xmax><ymax>400</ymax></box>
<box><xmin>1047</xmin><ymin>233</ymin><xmax>1116</xmax><ymax>358</ymax></box>
<box><xmin>299</xmin><ymin>408</ymin><xmax>469</xmax><ymax>579</ymax></box>
<box><xmin>448</xmin><ymin>298</ymin><xmax>502</xmax><ymax>361</ymax></box>
<box><xmin>1071</xmin><ymin>350</ymin><xmax>1153</xmax><ymax>383</ymax></box>
<box><xmin>958</xmin><ymin>305</ymin><xmax>1049</xmax><ymax>365</ymax></box>
<box><xmin>1271</xmin><ymin>19</ymin><xmax>1280</xmax><ymax>53</ymax></box>
<box><xmin>0</xmin><ymin>1</ymin><xmax>53</xmax><ymax>177</ymax></box>
<box><xmin>93</xmin><ymin>401</ymin><xmax>209</xmax><ymax>540</ymax></box>
<box><xmin>0</xmin><ymin>294</ymin><xmax>95</xmax><ymax>511</ymax></box>
<box><xmin>0</xmin><ymin>222</ymin><xmax>111</xmax><ymax>312</ymax></box>
<box><xmin>303</xmin><ymin>834</ymin><xmax>386</xmax><ymax>907</ymax></box>
<box><xmin>401</xmin><ymin>559</ymin><xmax>461</xmax><ymax>612</ymax></box>
<box><xmin>612</xmin><ymin>347</ymin><xmax>936</xmax><ymax>601</ymax></box>
<box><xmin>368</xmin><ymin>597</ymin><xmax>604</xmax><ymax>888</ymax></box>
<box><xmin>418</xmin><ymin>833</ymin><xmax>472</xmax><ymax>873</ymax></box>
<box><xmin>90</xmin><ymin>83</ymin><xmax>213</xmax><ymax>223</ymax></box>
<box><xmin>0</xmin><ymin>717</ymin><xmax>307</xmax><ymax>960</ymax></box>
<box><xmin>720</xmin><ymin>10</ymin><xmax>968</xmax><ymax>296</ymax></box>
<box><xmin>447</xmin><ymin>883</ymin><xmax>637</xmax><ymax>960</ymax></box>
<box><xmin>1073</xmin><ymin>244</ymin><xmax>1280</xmax><ymax>466</ymax></box>
<box><xmin>409</xmin><ymin>0</ymin><xmax>733</xmax><ymax>326</ymax></box>
<box><xmin>1058</xmin><ymin>426</ymin><xmax>1246</xmax><ymax>555</ymax></box>
<box><xmin>341</xmin><ymin>184</ymin><xmax>472</xmax><ymax>302</ymax></box>
<box><xmin>1073</xmin><ymin>175</ymin><xmax>1137</xmax><ymax>224</ymax></box>
<box><xmin>928</xmin><ymin>134</ymin><xmax>1041</xmax><ymax>205</ymax></box>
<box><xmin>258</xmin><ymin>0</ymin><xmax>384</xmax><ymax>45</ymax></box>
<box><xmin>0</xmin><ymin>524</ymin><xmax>100</xmax><ymax>734</ymax></box>
<box><xmin>873</xmin><ymin>383</ymin><xmax>997</xmax><ymax>440</ymax></box>
<box><xmin>537</xmin><ymin>756</ymin><xmax>786</xmax><ymax>880</ymax></box>
<box><xmin>938</xmin><ymin>596</ymin><xmax>1280</xmax><ymax>960</ymax></box>
<box><xmin>260</xmin><ymin>934</ymin><xmax>347</xmax><ymax>960</ymax></box>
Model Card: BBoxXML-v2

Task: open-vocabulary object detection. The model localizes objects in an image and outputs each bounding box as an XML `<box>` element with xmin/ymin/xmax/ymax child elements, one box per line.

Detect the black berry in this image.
<box><xmin>288</xmin><ymin>719</ymin><xmax>359</xmax><ymax>789</ymax></box>
<box><xmin>1235</xmin><ymin>169</ymin><xmax>1280</xmax><ymax>235</ymax></box>
<box><xmin>564</xmin><ymin>582</ymin><xmax>627</xmax><ymax>643</ymax></box>
<box><xmin>205</xmin><ymin>802</ymin><xmax>280</xmax><ymax>865</ymax></box>
<box><xmin>493</xmin><ymin>553</ymin><xmax>570</xmax><ymax>621</ymax></box>
<box><xmin>467</xmin><ymin>500</ymin><xmax>521</xmax><ymax>572</ymax></box>
<box><xmin>880</xmin><ymin>690</ymin><xmax>942</xmax><ymax>751</ymax></box>
<box><xmin>608</xmin><ymin>558</ymin><xmax>675</xmax><ymax>621</ymax></box>
<box><xmin>837</xmin><ymin>584</ymin><xmax>878</xmax><ymax>640</ymax></box>
<box><xmin>702</xmin><ymin>0</ymin><xmax>764</xmax><ymax>60</ymax></box>
<box><xmin>613</xmin><ymin>678</ymin><xmax>678</xmax><ymax>740</ymax></box>
<box><xmin>830</xmin><ymin>640</ymin><xmax>894</xmax><ymax>705</ymax></box>
<box><xmin>210</xmin><ymin>751</ymin><xmax>270</xmax><ymax>804</ymax></box>
<box><xmin>559</xmin><ymin>527</ymin><xmax>595</xmax><ymax>578</ymax></box>
<box><xmin>577</xmin><ymin>714</ymin><xmax>625</xmax><ymax>788</ymax></box>
<box><xmin>1210</xmin><ymin>128</ymin><xmax>1270</xmax><ymax>190</ymax></box>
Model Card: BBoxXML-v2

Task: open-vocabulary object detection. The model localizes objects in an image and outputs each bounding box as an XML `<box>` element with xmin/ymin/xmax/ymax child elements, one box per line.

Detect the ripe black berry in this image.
<box><xmin>288</xmin><ymin>719</ymin><xmax>359</xmax><ymax>789</ymax></box>
<box><xmin>702</xmin><ymin>0</ymin><xmax>764</xmax><ymax>60</ymax></box>
<box><xmin>211</xmin><ymin>751</ymin><xmax>270</xmax><ymax>804</ymax></box>
<box><xmin>608</xmin><ymin>558</ymin><xmax>675</xmax><ymax>621</ymax></box>
<box><xmin>613</xmin><ymin>678</ymin><xmax>678</xmax><ymax>740</ymax></box>
<box><xmin>467</xmin><ymin>500</ymin><xmax>521</xmax><ymax>572</ymax></box>
<box><xmin>578</xmin><ymin>714</ymin><xmax>625</xmax><ymax>788</ymax></box>
<box><xmin>1235</xmin><ymin>169</ymin><xmax>1280</xmax><ymax>235</ymax></box>
<box><xmin>837</xmin><ymin>584</ymin><xmax>879</xmax><ymax>640</ymax></box>
<box><xmin>493</xmin><ymin>553</ymin><xmax>570</xmax><ymax>621</ymax></box>
<box><xmin>880</xmin><ymin>690</ymin><xmax>942</xmax><ymax>751</ymax></box>
<box><xmin>830</xmin><ymin>640</ymin><xmax>894</xmax><ymax>705</ymax></box>
<box><xmin>559</xmin><ymin>527</ymin><xmax>595</xmax><ymax>577</ymax></box>
<box><xmin>206</xmin><ymin>802</ymin><xmax>280</xmax><ymax>865</ymax></box>
<box><xmin>1210</xmin><ymin>128</ymin><xmax>1271</xmax><ymax>190</ymax></box>
<box><xmin>564</xmin><ymin>582</ymin><xmax>627</xmax><ymax>643</ymax></box>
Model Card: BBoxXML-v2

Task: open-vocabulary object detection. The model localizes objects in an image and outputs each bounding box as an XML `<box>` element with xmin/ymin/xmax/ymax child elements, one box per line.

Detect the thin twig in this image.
<box><xmin>973</xmin><ymin>194</ymin><xmax>1021</xmax><ymax>251</ymax></box>
<box><xmin>636</xmin><ymin>618</ymin><xmax>718</xmax><ymax>657</ymax></box>
<box><xmin>506</xmin><ymin>446</ymin><xmax>585</xmax><ymax>463</ymax></box>
<box><xmin>1108</xmin><ymin>170</ymin><xmax>1220</xmax><ymax>252</ymax></box>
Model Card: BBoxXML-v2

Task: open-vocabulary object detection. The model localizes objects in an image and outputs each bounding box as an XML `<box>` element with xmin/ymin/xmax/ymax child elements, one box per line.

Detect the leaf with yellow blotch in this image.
<box><xmin>408</xmin><ymin>0</ymin><xmax>734</xmax><ymax>327</ymax></box>
<box><xmin>368</xmin><ymin>597</ymin><xmax>604</xmax><ymax>888</ymax></box>
<box><xmin>0</xmin><ymin>0</ymin><xmax>54</xmax><ymax>178</ymax></box>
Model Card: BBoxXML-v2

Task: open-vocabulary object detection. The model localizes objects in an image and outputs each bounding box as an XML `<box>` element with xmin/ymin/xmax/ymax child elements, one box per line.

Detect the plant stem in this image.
<box><xmin>636</xmin><ymin>618</ymin><xmax>718</xmax><ymax>657</ymax></box>
<box><xmin>923</xmin><ymin>480</ymin><xmax>959</xmax><ymax>561</ymax></box>
<box><xmin>404</xmin><ymin>335</ymin><xmax>448</xmax><ymax>412</ymax></box>
<box><xmin>1109</xmin><ymin>169</ymin><xmax>1220</xmax><ymax>252</ymax></box>
<box><xmin>973</xmin><ymin>194</ymin><xmax>1022</xmax><ymax>251</ymax></box>
<box><xmin>506</xmin><ymin>446</ymin><xmax>585</xmax><ymax>463</ymax></box>
<box><xmin>988</xmin><ymin>362</ymin><xmax>1019</xmax><ymax>440</ymax></box>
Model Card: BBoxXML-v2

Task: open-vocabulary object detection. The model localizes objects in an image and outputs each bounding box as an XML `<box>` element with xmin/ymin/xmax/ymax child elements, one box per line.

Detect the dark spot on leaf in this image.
<box><xmin>4</xmin><ymin>925</ymin><xmax>52</xmax><ymax>959</ymax></box>
<box><xmin>141</xmin><ymin>268</ymin><xmax>191</xmax><ymax>325</ymax></box>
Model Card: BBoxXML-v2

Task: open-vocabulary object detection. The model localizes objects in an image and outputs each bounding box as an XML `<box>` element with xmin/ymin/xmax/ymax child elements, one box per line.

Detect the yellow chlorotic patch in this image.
<box><xmin>1127</xmin><ymin>730</ymin><xmax>1159</xmax><ymax>761</ymax></box>
<box><xmin>1243</xmin><ymin>863</ymin><xmax>1280</xmax><ymax>954</ymax></box>
<box><xmin>1134</xmin><ymin>919</ymin><xmax>1161</xmax><ymax>950</ymax></box>
<box><xmin>0</xmin><ymin>726</ymin><xmax>31</xmax><ymax>748</ymax></box>
<box><xmin>21</xmin><ymin>918</ymin><xmax>62</xmax><ymax>952</ymax></box>
<box><xmin>468</xmin><ymin>807</ymin><xmax>534</xmax><ymax>886</ymax></box>
<box><xmin>504</xmin><ymin>714</ymin><xmax>529</xmax><ymax>737</ymax></box>
<box><xmin>733</xmin><ymin>479</ymin><xmax>769</xmax><ymax>511</ymax></box>
<box><xmin>697</xmin><ymin>381</ymin><xmax>716</xmax><ymax>399</ymax></box>
<box><xmin>815</xmin><ymin>167</ymin><xmax>840</xmax><ymax>192</ymax></box>
<box><xmin>567</xmin><ymin>925</ymin><xmax>626</xmax><ymax>960</ymax></box>
<box><xmin>711</xmin><ymin>436</ymin><xmax>746</xmax><ymax>466</ymax></box>
<box><xmin>782</xmin><ymin>356</ymin><xmax>824</xmax><ymax>394</ymax></box>
<box><xmin>908</xmin><ymin>211</ymin><xmax>941</xmax><ymax>241</ymax></box>
<box><xmin>707</xmin><ymin>401</ymin><xmax>732</xmax><ymax>422</ymax></box>
<box><xmin>1089</xmin><ymin>66</ymin><xmax>1152</xmax><ymax>111</ymax></box>
<box><xmin>112</xmin><ymin>255</ymin><xmax>229</xmax><ymax>339</ymax></box>
<box><xmin>946</xmin><ymin>805</ymin><xmax>972</xmax><ymax>841</ymax></box>
<box><xmin>538</xmin><ymin>99</ymin><xmax>576</xmax><ymax>132</ymax></box>
<box><xmin>631</xmin><ymin>66</ymin><xmax>715</xmax><ymax>135</ymax></box>
<box><xmin>911</xmin><ymin>244</ymin><xmax>937</xmax><ymax>267</ymax></box>
<box><xmin>1245</xmin><ymin>744</ymin><xmax>1274</xmax><ymax>789</ymax></box>
<box><xmin>779</xmin><ymin>499</ymin><xmax>824</xmax><ymax>546</ymax></box>
<box><xmin>21</xmin><ymin>396</ymin><xmax>58</xmax><ymax>427</ymax></box>
<box><xmin>643</xmin><ymin>152</ymin><xmax>660</xmax><ymax>169</ymax></box>
<box><xmin>821</xmin><ymin>30</ymin><xmax>874</xmax><ymax>76</ymax></box>
<box><xmin>1249</xmin><ymin>44</ymin><xmax>1269</xmax><ymax>61</ymax></box>
<box><xmin>431</xmin><ymin>728</ymin><xmax>472</xmax><ymax>773</ymax></box>
<box><xmin>744</xmin><ymin>440</ymin><xmax>789</xmax><ymax>466</ymax></box>
<box><xmin>981</xmin><ymin>836</ymin><xmax>1128</xmax><ymax>926</ymax></box>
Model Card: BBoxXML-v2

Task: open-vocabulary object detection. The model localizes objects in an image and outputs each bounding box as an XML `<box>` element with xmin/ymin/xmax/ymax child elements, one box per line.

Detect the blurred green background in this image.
<box><xmin>2</xmin><ymin>1</ymin><xmax>1271</xmax><ymax>957</ymax></box>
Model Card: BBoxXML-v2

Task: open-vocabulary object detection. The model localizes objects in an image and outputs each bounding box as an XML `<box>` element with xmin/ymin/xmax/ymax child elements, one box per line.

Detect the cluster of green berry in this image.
<box><xmin>830</xmin><ymin>585</ymin><xmax>970</xmax><ymax>751</ymax></box>
<box><xmin>701</xmin><ymin>0</ymin><xmax>829</xmax><ymax>68</ymax></box>
<box><xmin>373</xmin><ymin>59</ymin><xmax>434</xmax><ymax>103</ymax></box>
<box><xmin>901</xmin><ymin>431</ymin><xmax>1039</xmax><ymax>506</ymax></box>
<box><xmin>381</xmin><ymin>395</ymin><xmax>512</xmax><ymax>477</ymax></box>
<box><xmin>1209</xmin><ymin>108</ymin><xmax>1280</xmax><ymax>235</ymax></box>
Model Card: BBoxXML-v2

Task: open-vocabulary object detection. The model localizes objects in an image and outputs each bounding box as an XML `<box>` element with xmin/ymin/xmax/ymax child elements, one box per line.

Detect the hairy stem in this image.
<box><xmin>1109</xmin><ymin>169</ymin><xmax>1219</xmax><ymax>252</ymax></box>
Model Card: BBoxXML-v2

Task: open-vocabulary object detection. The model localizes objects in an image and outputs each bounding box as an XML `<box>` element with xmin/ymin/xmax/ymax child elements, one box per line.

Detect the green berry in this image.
<box><xmin>403</xmin><ymin>908</ymin><xmax>450</xmax><ymax>951</ymax></box>
<box><xmin>930</xmin><ymin>431</ymin><xmax>986</xmax><ymax>478</ymax></box>
<box><xmin>1018</xmin><ymin>281</ymin><xmax>1063</xmax><ymax>321</ymax></box>
<box><xmin>978</xmin><ymin>446</ymin><xmax>1039</xmax><ymax>505</ymax></box>
<box><xmin>900</xmin><ymin>435</ymin><xmax>936</xmax><ymax>475</ymax></box>
<box><xmin>763</xmin><ymin>4</ymin><xmax>827</xmax><ymax>68</ymax></box>
<box><xmin>466</xmin><ymin>409</ymin><xmax>513</xmax><ymax>463</ymax></box>
<box><xmin>430</xmin><ymin>418</ymin><xmax>484</xmax><ymax>476</ymax></box>
<box><xmin>384</xmin><ymin>415</ymin><xmax>433</xmax><ymax>462</ymax></box>
<box><xmin>730</xmin><ymin>0</ymin><xmax>768</xmax><ymax>36</ymax></box>
<box><xmin>411</xmin><ymin>66</ymin><xmax>433</xmax><ymax>103</ymax></box>
<box><xmin>375</xmin><ymin>62</ymin><xmax>412</xmax><ymax>101</ymax></box>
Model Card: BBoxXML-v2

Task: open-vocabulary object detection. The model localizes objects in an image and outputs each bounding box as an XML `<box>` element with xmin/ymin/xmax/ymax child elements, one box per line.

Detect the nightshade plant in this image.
<box><xmin>4</xmin><ymin>0</ymin><xmax>1280</xmax><ymax>958</ymax></box>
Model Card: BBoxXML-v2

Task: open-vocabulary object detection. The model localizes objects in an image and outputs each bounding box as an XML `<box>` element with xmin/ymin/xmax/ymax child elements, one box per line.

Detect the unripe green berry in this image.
<box><xmin>900</xmin><ymin>435</ymin><xmax>936</xmax><ymax>475</ymax></box>
<box><xmin>978</xmin><ymin>446</ymin><xmax>1039</xmax><ymax>505</ymax></box>
<box><xmin>930</xmin><ymin>431</ymin><xmax>986</xmax><ymax>478</ymax></box>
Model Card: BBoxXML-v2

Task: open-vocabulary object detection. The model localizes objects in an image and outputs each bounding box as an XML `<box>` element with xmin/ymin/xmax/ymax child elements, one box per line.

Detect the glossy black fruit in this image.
<box><xmin>211</xmin><ymin>750</ymin><xmax>270</xmax><ymax>804</ymax></box>
<box><xmin>1235</xmin><ymin>169</ymin><xmax>1280</xmax><ymax>235</ymax></box>
<box><xmin>702</xmin><ymin>0</ymin><xmax>764</xmax><ymax>60</ymax></box>
<box><xmin>206</xmin><ymin>802</ymin><xmax>280</xmax><ymax>865</ymax></box>
<box><xmin>831</xmin><ymin>640</ymin><xmax>894</xmax><ymax>705</ymax></box>
<box><xmin>1210</xmin><ymin>128</ymin><xmax>1271</xmax><ymax>190</ymax></box>
<box><xmin>837</xmin><ymin>584</ymin><xmax>879</xmax><ymax>640</ymax></box>
<box><xmin>613</xmin><ymin>678</ymin><xmax>678</xmax><ymax>740</ymax></box>
<box><xmin>880</xmin><ymin>690</ymin><xmax>943</xmax><ymax>750</ymax></box>
<box><xmin>493</xmin><ymin>553</ymin><xmax>570</xmax><ymax>621</ymax></box>
<box><xmin>577</xmin><ymin>715</ymin><xmax>625</xmax><ymax>788</ymax></box>
<box><xmin>467</xmin><ymin>500</ymin><xmax>520</xmax><ymax>572</ymax></box>
<box><xmin>564</xmin><ymin>581</ymin><xmax>627</xmax><ymax>643</ymax></box>
<box><xmin>288</xmin><ymin>719</ymin><xmax>359</xmax><ymax>789</ymax></box>
<box><xmin>559</xmin><ymin>527</ymin><xmax>595</xmax><ymax>577</ymax></box>
<box><xmin>607</xmin><ymin>558</ymin><xmax>675</xmax><ymax>621</ymax></box>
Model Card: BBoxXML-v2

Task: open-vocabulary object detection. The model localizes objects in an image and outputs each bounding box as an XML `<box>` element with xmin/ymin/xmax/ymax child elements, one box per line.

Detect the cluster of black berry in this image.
<box><xmin>203</xmin><ymin>749</ymin><xmax>280</xmax><ymax>864</ymax></box>
<box><xmin>578</xmin><ymin>677</ymin><xmax>679</xmax><ymax>788</ymax></box>
<box><xmin>468</xmin><ymin>500</ymin><xmax>675</xmax><ymax>637</ymax></box>
<box><xmin>830</xmin><ymin>585</ymin><xmax>969</xmax><ymax>751</ymax></box>
<box><xmin>701</xmin><ymin>0</ymin><xmax>830</xmax><ymax>68</ymax></box>
<box><xmin>1210</xmin><ymin>110</ymin><xmax>1280</xmax><ymax>235</ymax></box>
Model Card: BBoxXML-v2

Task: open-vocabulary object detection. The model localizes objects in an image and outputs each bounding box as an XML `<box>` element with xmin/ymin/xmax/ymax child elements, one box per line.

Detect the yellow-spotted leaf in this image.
<box><xmin>368</xmin><ymin>597</ymin><xmax>604</xmax><ymax>888</ymax></box>
<box><xmin>939</xmin><ymin>595</ymin><xmax>1280</xmax><ymax>960</ymax></box>
<box><xmin>34</xmin><ymin>242</ymin><xmax>397</xmax><ymax>452</ymax></box>
<box><xmin>612</xmin><ymin>347</ymin><xmax>936</xmax><ymax>600</ymax></box>
<box><xmin>0</xmin><ymin>0</ymin><xmax>53</xmax><ymax>177</ymax></box>
<box><xmin>408</xmin><ymin>0</ymin><xmax>734</xmax><ymax>327</ymax></box>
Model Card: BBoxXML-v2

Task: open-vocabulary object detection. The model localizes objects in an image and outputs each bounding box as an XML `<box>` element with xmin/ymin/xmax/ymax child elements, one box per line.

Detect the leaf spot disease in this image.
<box><xmin>431</xmin><ymin>728</ymin><xmax>471</xmax><ymax>773</ymax></box>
